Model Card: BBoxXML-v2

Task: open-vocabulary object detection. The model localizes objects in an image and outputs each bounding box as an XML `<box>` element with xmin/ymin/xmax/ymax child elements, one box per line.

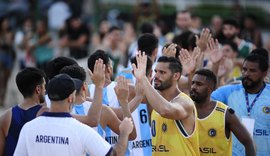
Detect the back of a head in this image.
<box><xmin>222</xmin><ymin>40</ymin><xmax>239</xmax><ymax>53</ymax></box>
<box><xmin>130</xmin><ymin>56</ymin><xmax>153</xmax><ymax>76</ymax></box>
<box><xmin>16</xmin><ymin>67</ymin><xmax>45</xmax><ymax>98</ymax></box>
<box><xmin>138</xmin><ymin>33</ymin><xmax>158</xmax><ymax>57</ymax></box>
<box><xmin>223</xmin><ymin>18</ymin><xmax>239</xmax><ymax>29</ymax></box>
<box><xmin>157</xmin><ymin>56</ymin><xmax>182</xmax><ymax>74</ymax></box>
<box><xmin>88</xmin><ymin>49</ymin><xmax>110</xmax><ymax>72</ymax></box>
<box><xmin>60</xmin><ymin>64</ymin><xmax>86</xmax><ymax>82</ymax></box>
<box><xmin>140</xmin><ymin>22</ymin><xmax>154</xmax><ymax>34</ymax></box>
<box><xmin>194</xmin><ymin>69</ymin><xmax>217</xmax><ymax>90</ymax></box>
<box><xmin>172</xmin><ymin>31</ymin><xmax>196</xmax><ymax>50</ymax></box>
<box><xmin>245</xmin><ymin>52</ymin><xmax>269</xmax><ymax>72</ymax></box>
<box><xmin>45</xmin><ymin>57</ymin><xmax>78</xmax><ymax>80</ymax></box>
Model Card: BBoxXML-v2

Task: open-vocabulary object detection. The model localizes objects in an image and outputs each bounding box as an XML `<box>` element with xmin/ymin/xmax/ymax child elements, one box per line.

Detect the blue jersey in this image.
<box><xmin>211</xmin><ymin>83</ymin><xmax>270</xmax><ymax>156</ymax></box>
<box><xmin>4</xmin><ymin>105</ymin><xmax>42</xmax><ymax>156</ymax></box>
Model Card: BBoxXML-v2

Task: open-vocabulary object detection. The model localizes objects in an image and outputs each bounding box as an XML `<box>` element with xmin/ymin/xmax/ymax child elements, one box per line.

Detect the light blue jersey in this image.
<box><xmin>89</xmin><ymin>82</ymin><xmax>133</xmax><ymax>156</ymax></box>
<box><xmin>211</xmin><ymin>83</ymin><xmax>270</xmax><ymax>156</ymax></box>
<box><xmin>118</xmin><ymin>69</ymin><xmax>152</xmax><ymax>156</ymax></box>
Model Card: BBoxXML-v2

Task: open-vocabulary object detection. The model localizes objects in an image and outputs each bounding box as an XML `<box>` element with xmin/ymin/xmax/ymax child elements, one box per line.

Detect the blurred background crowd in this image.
<box><xmin>0</xmin><ymin>0</ymin><xmax>270</xmax><ymax>108</ymax></box>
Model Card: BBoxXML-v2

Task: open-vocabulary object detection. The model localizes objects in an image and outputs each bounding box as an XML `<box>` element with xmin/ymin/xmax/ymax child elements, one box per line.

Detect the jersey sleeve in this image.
<box><xmin>13</xmin><ymin>124</ymin><xmax>28</xmax><ymax>156</ymax></box>
<box><xmin>211</xmin><ymin>85</ymin><xmax>232</xmax><ymax>104</ymax></box>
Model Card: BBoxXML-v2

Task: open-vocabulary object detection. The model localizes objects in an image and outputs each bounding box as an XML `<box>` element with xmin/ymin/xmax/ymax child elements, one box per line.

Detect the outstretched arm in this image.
<box><xmin>109</xmin><ymin>117</ymin><xmax>134</xmax><ymax>156</ymax></box>
<box><xmin>132</xmin><ymin>52</ymin><xmax>194</xmax><ymax>120</ymax></box>
<box><xmin>73</xmin><ymin>59</ymin><xmax>105</xmax><ymax>127</ymax></box>
<box><xmin>114</xmin><ymin>76</ymin><xmax>137</xmax><ymax>140</ymax></box>
<box><xmin>226</xmin><ymin>108</ymin><xmax>256</xmax><ymax>156</ymax></box>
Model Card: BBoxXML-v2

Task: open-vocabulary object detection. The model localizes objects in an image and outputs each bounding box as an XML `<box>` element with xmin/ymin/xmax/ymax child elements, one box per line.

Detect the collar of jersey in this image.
<box><xmin>41</xmin><ymin>112</ymin><xmax>72</xmax><ymax>117</ymax></box>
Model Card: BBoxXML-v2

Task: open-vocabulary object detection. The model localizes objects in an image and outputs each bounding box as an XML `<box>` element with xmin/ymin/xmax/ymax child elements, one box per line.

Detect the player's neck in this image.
<box><xmin>160</xmin><ymin>86</ymin><xmax>180</xmax><ymax>102</ymax></box>
<box><xmin>50</xmin><ymin>101</ymin><xmax>70</xmax><ymax>113</ymax></box>
<box><xmin>195</xmin><ymin>97</ymin><xmax>211</xmax><ymax>110</ymax></box>
<box><xmin>19</xmin><ymin>97</ymin><xmax>40</xmax><ymax>110</ymax></box>
<box><xmin>196</xmin><ymin>100</ymin><xmax>216</xmax><ymax>119</ymax></box>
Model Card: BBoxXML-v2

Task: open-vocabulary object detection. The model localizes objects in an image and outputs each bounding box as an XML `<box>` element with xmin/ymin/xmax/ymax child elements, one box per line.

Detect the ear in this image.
<box><xmin>173</xmin><ymin>72</ymin><xmax>181</xmax><ymax>80</ymax></box>
<box><xmin>35</xmin><ymin>85</ymin><xmax>41</xmax><ymax>94</ymax></box>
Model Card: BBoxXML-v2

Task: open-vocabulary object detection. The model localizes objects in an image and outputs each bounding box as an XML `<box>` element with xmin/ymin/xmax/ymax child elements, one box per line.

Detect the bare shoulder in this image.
<box><xmin>173</xmin><ymin>93</ymin><xmax>194</xmax><ymax>110</ymax></box>
<box><xmin>0</xmin><ymin>108</ymin><xmax>12</xmax><ymax>136</ymax></box>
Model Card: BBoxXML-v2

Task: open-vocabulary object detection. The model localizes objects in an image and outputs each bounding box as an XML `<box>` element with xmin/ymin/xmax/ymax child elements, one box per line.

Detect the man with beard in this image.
<box><xmin>191</xmin><ymin>69</ymin><xmax>255</xmax><ymax>156</ymax></box>
<box><xmin>132</xmin><ymin>53</ymin><xmax>199</xmax><ymax>156</ymax></box>
<box><xmin>0</xmin><ymin>67</ymin><xmax>47</xmax><ymax>156</ymax></box>
<box><xmin>212</xmin><ymin>51</ymin><xmax>270</xmax><ymax>156</ymax></box>
<box><xmin>222</xmin><ymin>19</ymin><xmax>255</xmax><ymax>58</ymax></box>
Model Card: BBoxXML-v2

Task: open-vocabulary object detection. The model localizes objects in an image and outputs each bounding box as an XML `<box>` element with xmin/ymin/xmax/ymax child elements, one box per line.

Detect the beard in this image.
<box><xmin>225</xmin><ymin>34</ymin><xmax>237</xmax><ymax>41</ymax></box>
<box><xmin>242</xmin><ymin>77</ymin><xmax>261</xmax><ymax>90</ymax></box>
<box><xmin>154</xmin><ymin>77</ymin><xmax>173</xmax><ymax>91</ymax></box>
<box><xmin>39</xmin><ymin>94</ymin><xmax>45</xmax><ymax>103</ymax></box>
<box><xmin>190</xmin><ymin>90</ymin><xmax>207</xmax><ymax>103</ymax></box>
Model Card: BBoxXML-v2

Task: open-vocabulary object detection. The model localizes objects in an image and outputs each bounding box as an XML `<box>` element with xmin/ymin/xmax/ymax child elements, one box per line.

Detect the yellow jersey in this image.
<box><xmin>151</xmin><ymin>92</ymin><xmax>200</xmax><ymax>156</ymax></box>
<box><xmin>198</xmin><ymin>101</ymin><xmax>232</xmax><ymax>156</ymax></box>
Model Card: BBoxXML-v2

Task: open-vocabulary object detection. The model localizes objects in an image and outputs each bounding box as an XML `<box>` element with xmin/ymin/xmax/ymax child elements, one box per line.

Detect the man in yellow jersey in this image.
<box><xmin>132</xmin><ymin>53</ymin><xmax>199</xmax><ymax>156</ymax></box>
<box><xmin>190</xmin><ymin>69</ymin><xmax>255</xmax><ymax>156</ymax></box>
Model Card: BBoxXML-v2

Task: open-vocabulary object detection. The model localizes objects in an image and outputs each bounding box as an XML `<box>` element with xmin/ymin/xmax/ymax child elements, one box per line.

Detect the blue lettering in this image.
<box><xmin>254</xmin><ymin>129</ymin><xmax>269</xmax><ymax>136</ymax></box>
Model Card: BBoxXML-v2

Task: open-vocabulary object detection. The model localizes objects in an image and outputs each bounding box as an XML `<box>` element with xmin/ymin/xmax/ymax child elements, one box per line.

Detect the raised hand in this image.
<box><xmin>132</xmin><ymin>51</ymin><xmax>147</xmax><ymax>81</ymax></box>
<box><xmin>179</xmin><ymin>47</ymin><xmax>201</xmax><ymax>74</ymax></box>
<box><xmin>162</xmin><ymin>43</ymin><xmax>177</xmax><ymax>57</ymax></box>
<box><xmin>114</xmin><ymin>76</ymin><xmax>129</xmax><ymax>105</ymax></box>
<box><xmin>208</xmin><ymin>38</ymin><xmax>223</xmax><ymax>64</ymax></box>
<box><xmin>89</xmin><ymin>59</ymin><xmax>106</xmax><ymax>88</ymax></box>
<box><xmin>195</xmin><ymin>28</ymin><xmax>212</xmax><ymax>51</ymax></box>
<box><xmin>119</xmin><ymin>117</ymin><xmax>134</xmax><ymax>135</ymax></box>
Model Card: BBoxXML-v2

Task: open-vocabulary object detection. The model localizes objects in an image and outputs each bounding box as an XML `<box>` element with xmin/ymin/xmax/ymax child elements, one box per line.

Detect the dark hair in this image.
<box><xmin>130</xmin><ymin>56</ymin><xmax>153</xmax><ymax>76</ymax></box>
<box><xmin>60</xmin><ymin>65</ymin><xmax>86</xmax><ymax>93</ymax></box>
<box><xmin>250</xmin><ymin>48</ymin><xmax>269</xmax><ymax>63</ymax></box>
<box><xmin>222</xmin><ymin>40</ymin><xmax>239</xmax><ymax>53</ymax></box>
<box><xmin>195</xmin><ymin>69</ymin><xmax>217</xmax><ymax>90</ymax></box>
<box><xmin>60</xmin><ymin>65</ymin><xmax>86</xmax><ymax>82</ymax></box>
<box><xmin>45</xmin><ymin>57</ymin><xmax>78</xmax><ymax>80</ymax></box>
<box><xmin>157</xmin><ymin>56</ymin><xmax>182</xmax><ymax>74</ymax></box>
<box><xmin>138</xmin><ymin>33</ymin><xmax>158</xmax><ymax>56</ymax></box>
<box><xmin>223</xmin><ymin>18</ymin><xmax>239</xmax><ymax>29</ymax></box>
<box><xmin>162</xmin><ymin>43</ymin><xmax>181</xmax><ymax>58</ymax></box>
<box><xmin>245</xmin><ymin>51</ymin><xmax>269</xmax><ymax>72</ymax></box>
<box><xmin>172</xmin><ymin>31</ymin><xmax>196</xmax><ymax>51</ymax></box>
<box><xmin>108</xmin><ymin>26</ymin><xmax>120</xmax><ymax>33</ymax></box>
<box><xmin>88</xmin><ymin>49</ymin><xmax>110</xmax><ymax>72</ymax></box>
<box><xmin>16</xmin><ymin>67</ymin><xmax>46</xmax><ymax>98</ymax></box>
<box><xmin>140</xmin><ymin>22</ymin><xmax>154</xmax><ymax>34</ymax></box>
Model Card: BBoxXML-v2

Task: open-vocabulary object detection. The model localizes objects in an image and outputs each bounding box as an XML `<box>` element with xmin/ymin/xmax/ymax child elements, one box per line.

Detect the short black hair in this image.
<box><xmin>138</xmin><ymin>33</ymin><xmax>158</xmax><ymax>57</ymax></box>
<box><xmin>130</xmin><ymin>56</ymin><xmax>153</xmax><ymax>76</ymax></box>
<box><xmin>245</xmin><ymin>51</ymin><xmax>269</xmax><ymax>72</ymax></box>
<box><xmin>194</xmin><ymin>69</ymin><xmax>217</xmax><ymax>90</ymax></box>
<box><xmin>88</xmin><ymin>49</ymin><xmax>110</xmax><ymax>72</ymax></box>
<box><xmin>108</xmin><ymin>26</ymin><xmax>120</xmax><ymax>33</ymax></box>
<box><xmin>172</xmin><ymin>31</ymin><xmax>196</xmax><ymax>51</ymax></box>
<box><xmin>45</xmin><ymin>57</ymin><xmax>78</xmax><ymax>80</ymax></box>
<box><xmin>223</xmin><ymin>18</ymin><xmax>239</xmax><ymax>29</ymax></box>
<box><xmin>250</xmin><ymin>48</ymin><xmax>269</xmax><ymax>63</ymax></box>
<box><xmin>60</xmin><ymin>64</ymin><xmax>86</xmax><ymax>82</ymax></box>
<box><xmin>60</xmin><ymin>65</ymin><xmax>86</xmax><ymax>93</ymax></box>
<box><xmin>222</xmin><ymin>40</ymin><xmax>239</xmax><ymax>53</ymax></box>
<box><xmin>140</xmin><ymin>22</ymin><xmax>154</xmax><ymax>34</ymax></box>
<box><xmin>16</xmin><ymin>67</ymin><xmax>46</xmax><ymax>98</ymax></box>
<box><xmin>157</xmin><ymin>56</ymin><xmax>182</xmax><ymax>74</ymax></box>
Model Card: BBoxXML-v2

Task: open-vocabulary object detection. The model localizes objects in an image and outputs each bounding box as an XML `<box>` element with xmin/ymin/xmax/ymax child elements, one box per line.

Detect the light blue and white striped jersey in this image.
<box><xmin>211</xmin><ymin>83</ymin><xmax>270</xmax><ymax>156</ymax></box>
<box><xmin>117</xmin><ymin>70</ymin><xmax>152</xmax><ymax>156</ymax></box>
<box><xmin>71</xmin><ymin>101</ymin><xmax>106</xmax><ymax>138</ymax></box>
<box><xmin>89</xmin><ymin>82</ymin><xmax>133</xmax><ymax>156</ymax></box>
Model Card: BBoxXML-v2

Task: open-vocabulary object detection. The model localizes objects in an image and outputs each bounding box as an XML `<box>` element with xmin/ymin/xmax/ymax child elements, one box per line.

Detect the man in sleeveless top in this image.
<box><xmin>0</xmin><ymin>67</ymin><xmax>47</xmax><ymax>156</ymax></box>
<box><xmin>133</xmin><ymin>53</ymin><xmax>200</xmax><ymax>156</ymax></box>
<box><xmin>190</xmin><ymin>69</ymin><xmax>255</xmax><ymax>156</ymax></box>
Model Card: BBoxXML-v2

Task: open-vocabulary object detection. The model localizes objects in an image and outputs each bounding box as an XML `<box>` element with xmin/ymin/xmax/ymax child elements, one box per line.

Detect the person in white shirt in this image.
<box><xmin>14</xmin><ymin>73</ymin><xmax>134</xmax><ymax>156</ymax></box>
